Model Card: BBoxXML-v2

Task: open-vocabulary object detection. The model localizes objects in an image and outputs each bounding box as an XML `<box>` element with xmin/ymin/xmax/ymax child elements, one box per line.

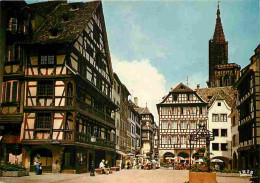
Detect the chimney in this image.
<box><xmin>197</xmin><ymin>84</ymin><xmax>200</xmax><ymax>90</ymax></box>
<box><xmin>134</xmin><ymin>97</ymin><xmax>138</xmax><ymax>107</ymax></box>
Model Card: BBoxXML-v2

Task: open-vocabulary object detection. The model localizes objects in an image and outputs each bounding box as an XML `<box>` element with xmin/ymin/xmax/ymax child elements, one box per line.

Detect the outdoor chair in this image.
<box><xmin>247</xmin><ymin>170</ymin><xmax>253</xmax><ymax>177</ymax></box>
<box><xmin>239</xmin><ymin>170</ymin><xmax>247</xmax><ymax>177</ymax></box>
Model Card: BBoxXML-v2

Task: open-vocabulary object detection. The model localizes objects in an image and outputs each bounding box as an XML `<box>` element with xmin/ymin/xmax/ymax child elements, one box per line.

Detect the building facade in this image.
<box><xmin>1</xmin><ymin>1</ymin><xmax>118</xmax><ymax>173</ymax></box>
<box><xmin>112</xmin><ymin>73</ymin><xmax>126</xmax><ymax>167</ymax></box>
<box><xmin>157</xmin><ymin>83</ymin><xmax>208</xmax><ymax>162</ymax></box>
<box><xmin>234</xmin><ymin>44</ymin><xmax>259</xmax><ymax>172</ymax></box>
<box><xmin>230</xmin><ymin>108</ymin><xmax>239</xmax><ymax>170</ymax></box>
<box><xmin>128</xmin><ymin>99</ymin><xmax>141</xmax><ymax>155</ymax></box>
<box><xmin>197</xmin><ymin>86</ymin><xmax>237</xmax><ymax>169</ymax></box>
<box><xmin>0</xmin><ymin>0</ymin><xmax>27</xmax><ymax>165</ymax></box>
<box><xmin>120</xmin><ymin>85</ymin><xmax>130</xmax><ymax>161</ymax></box>
<box><xmin>135</xmin><ymin>100</ymin><xmax>156</xmax><ymax>159</ymax></box>
<box><xmin>207</xmin><ymin>4</ymin><xmax>240</xmax><ymax>88</ymax></box>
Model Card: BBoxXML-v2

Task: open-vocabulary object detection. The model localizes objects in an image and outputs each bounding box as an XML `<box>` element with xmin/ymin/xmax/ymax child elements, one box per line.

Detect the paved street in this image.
<box><xmin>0</xmin><ymin>169</ymin><xmax>250</xmax><ymax>183</ymax></box>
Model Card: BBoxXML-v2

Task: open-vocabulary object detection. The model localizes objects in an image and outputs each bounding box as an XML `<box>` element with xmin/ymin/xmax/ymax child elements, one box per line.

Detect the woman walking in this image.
<box><xmin>34</xmin><ymin>154</ymin><xmax>41</xmax><ymax>175</ymax></box>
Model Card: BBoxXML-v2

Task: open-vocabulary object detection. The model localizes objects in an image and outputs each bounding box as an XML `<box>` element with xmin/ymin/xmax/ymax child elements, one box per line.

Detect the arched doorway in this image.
<box><xmin>212</xmin><ymin>156</ymin><xmax>229</xmax><ymax>170</ymax></box>
<box><xmin>177</xmin><ymin>152</ymin><xmax>189</xmax><ymax>158</ymax></box>
<box><xmin>163</xmin><ymin>152</ymin><xmax>175</xmax><ymax>162</ymax></box>
<box><xmin>30</xmin><ymin>148</ymin><xmax>53</xmax><ymax>172</ymax></box>
<box><xmin>233</xmin><ymin>152</ymin><xmax>237</xmax><ymax>169</ymax></box>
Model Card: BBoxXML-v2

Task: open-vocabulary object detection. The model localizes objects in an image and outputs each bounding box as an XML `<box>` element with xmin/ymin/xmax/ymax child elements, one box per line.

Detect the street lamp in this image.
<box><xmin>190</xmin><ymin>123</ymin><xmax>214</xmax><ymax>172</ymax></box>
<box><xmin>90</xmin><ymin>136</ymin><xmax>96</xmax><ymax>176</ymax></box>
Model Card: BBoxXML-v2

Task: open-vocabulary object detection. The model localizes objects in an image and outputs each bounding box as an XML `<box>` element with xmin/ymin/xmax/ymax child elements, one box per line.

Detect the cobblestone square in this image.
<box><xmin>0</xmin><ymin>170</ymin><xmax>251</xmax><ymax>183</ymax></box>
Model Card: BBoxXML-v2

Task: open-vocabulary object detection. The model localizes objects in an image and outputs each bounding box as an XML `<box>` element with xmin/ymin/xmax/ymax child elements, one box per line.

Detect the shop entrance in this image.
<box><xmin>30</xmin><ymin>148</ymin><xmax>53</xmax><ymax>173</ymax></box>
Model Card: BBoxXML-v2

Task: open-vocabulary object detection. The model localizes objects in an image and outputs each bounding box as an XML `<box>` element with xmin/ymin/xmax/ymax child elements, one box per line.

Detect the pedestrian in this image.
<box><xmin>34</xmin><ymin>154</ymin><xmax>41</xmax><ymax>175</ymax></box>
<box><xmin>105</xmin><ymin>160</ymin><xmax>111</xmax><ymax>173</ymax></box>
<box><xmin>99</xmin><ymin>159</ymin><xmax>109</xmax><ymax>175</ymax></box>
<box><xmin>133</xmin><ymin>158</ymin><xmax>136</xmax><ymax>169</ymax></box>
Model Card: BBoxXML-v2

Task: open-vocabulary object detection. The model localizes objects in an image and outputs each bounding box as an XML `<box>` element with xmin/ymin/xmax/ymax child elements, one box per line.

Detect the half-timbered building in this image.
<box><xmin>234</xmin><ymin>44</ymin><xmax>259</xmax><ymax>172</ymax></box>
<box><xmin>0</xmin><ymin>0</ymin><xmax>27</xmax><ymax>165</ymax></box>
<box><xmin>135</xmin><ymin>103</ymin><xmax>156</xmax><ymax>159</ymax></box>
<box><xmin>0</xmin><ymin>1</ymin><xmax>117</xmax><ymax>173</ymax></box>
<box><xmin>157</xmin><ymin>83</ymin><xmax>208</xmax><ymax>162</ymax></box>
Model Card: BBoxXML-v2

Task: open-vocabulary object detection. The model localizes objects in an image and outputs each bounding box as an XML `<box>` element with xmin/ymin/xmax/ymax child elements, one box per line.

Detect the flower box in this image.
<box><xmin>1</xmin><ymin>171</ymin><xmax>29</xmax><ymax>177</ymax></box>
<box><xmin>189</xmin><ymin>172</ymin><xmax>216</xmax><ymax>183</ymax></box>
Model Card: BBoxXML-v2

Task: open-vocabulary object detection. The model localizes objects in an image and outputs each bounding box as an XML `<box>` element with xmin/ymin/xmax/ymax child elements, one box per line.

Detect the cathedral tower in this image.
<box><xmin>208</xmin><ymin>3</ymin><xmax>240</xmax><ymax>88</ymax></box>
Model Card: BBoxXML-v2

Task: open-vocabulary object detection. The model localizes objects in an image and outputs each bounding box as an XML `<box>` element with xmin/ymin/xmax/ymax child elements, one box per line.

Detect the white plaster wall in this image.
<box><xmin>208</xmin><ymin>99</ymin><xmax>232</xmax><ymax>159</ymax></box>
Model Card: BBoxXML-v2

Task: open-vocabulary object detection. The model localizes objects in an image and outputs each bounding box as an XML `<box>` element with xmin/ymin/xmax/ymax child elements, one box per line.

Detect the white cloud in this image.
<box><xmin>112</xmin><ymin>56</ymin><xmax>167</xmax><ymax>124</ymax></box>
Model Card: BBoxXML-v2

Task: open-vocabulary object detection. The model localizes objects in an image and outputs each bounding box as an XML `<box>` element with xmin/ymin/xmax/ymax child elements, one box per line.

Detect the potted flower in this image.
<box><xmin>0</xmin><ymin>164</ymin><xmax>29</xmax><ymax>177</ymax></box>
<box><xmin>189</xmin><ymin>147</ymin><xmax>216</xmax><ymax>183</ymax></box>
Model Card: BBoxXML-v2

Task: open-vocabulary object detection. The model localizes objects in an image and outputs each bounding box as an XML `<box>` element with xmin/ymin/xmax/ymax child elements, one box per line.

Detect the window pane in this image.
<box><xmin>6</xmin><ymin>82</ymin><xmax>11</xmax><ymax>102</ymax></box>
<box><xmin>213</xmin><ymin>129</ymin><xmax>219</xmax><ymax>137</ymax></box>
<box><xmin>221</xmin><ymin>143</ymin><xmax>228</xmax><ymax>151</ymax></box>
<box><xmin>36</xmin><ymin>113</ymin><xmax>51</xmax><ymax>129</ymax></box>
<box><xmin>221</xmin><ymin>129</ymin><xmax>227</xmax><ymax>137</ymax></box>
<box><xmin>12</xmin><ymin>82</ymin><xmax>17</xmax><ymax>102</ymax></box>
<box><xmin>212</xmin><ymin>143</ymin><xmax>219</xmax><ymax>151</ymax></box>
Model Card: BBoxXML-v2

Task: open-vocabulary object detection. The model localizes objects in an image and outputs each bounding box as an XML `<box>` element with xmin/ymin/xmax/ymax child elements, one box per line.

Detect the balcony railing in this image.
<box><xmin>76</xmin><ymin>98</ymin><xmax>115</xmax><ymax>126</ymax></box>
<box><xmin>76</xmin><ymin>132</ymin><xmax>115</xmax><ymax>149</ymax></box>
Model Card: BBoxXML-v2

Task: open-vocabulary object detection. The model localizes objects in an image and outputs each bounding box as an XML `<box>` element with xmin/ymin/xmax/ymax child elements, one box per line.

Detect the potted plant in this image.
<box><xmin>0</xmin><ymin>164</ymin><xmax>29</xmax><ymax>177</ymax></box>
<box><xmin>189</xmin><ymin>147</ymin><xmax>216</xmax><ymax>183</ymax></box>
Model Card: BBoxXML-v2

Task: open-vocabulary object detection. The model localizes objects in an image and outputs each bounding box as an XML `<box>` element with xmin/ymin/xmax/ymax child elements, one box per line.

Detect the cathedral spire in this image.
<box><xmin>213</xmin><ymin>1</ymin><xmax>225</xmax><ymax>43</ymax></box>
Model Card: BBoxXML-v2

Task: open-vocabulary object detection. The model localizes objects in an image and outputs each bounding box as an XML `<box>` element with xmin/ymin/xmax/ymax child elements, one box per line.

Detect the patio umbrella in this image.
<box><xmin>195</xmin><ymin>159</ymin><xmax>203</xmax><ymax>163</ymax></box>
<box><xmin>185</xmin><ymin>157</ymin><xmax>194</xmax><ymax>161</ymax></box>
<box><xmin>211</xmin><ymin>159</ymin><xmax>223</xmax><ymax>163</ymax></box>
<box><xmin>177</xmin><ymin>156</ymin><xmax>184</xmax><ymax>160</ymax></box>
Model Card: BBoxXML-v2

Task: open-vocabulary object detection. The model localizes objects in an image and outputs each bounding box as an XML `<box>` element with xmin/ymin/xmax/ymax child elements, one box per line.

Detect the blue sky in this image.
<box><xmin>102</xmin><ymin>0</ymin><xmax>259</xmax><ymax>88</ymax></box>
<box><xmin>26</xmin><ymin>0</ymin><xmax>259</xmax><ymax>121</ymax></box>
<box><xmin>102</xmin><ymin>0</ymin><xmax>259</xmax><ymax>121</ymax></box>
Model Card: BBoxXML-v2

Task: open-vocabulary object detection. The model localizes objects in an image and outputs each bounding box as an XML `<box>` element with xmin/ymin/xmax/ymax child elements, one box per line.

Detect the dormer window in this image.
<box><xmin>9</xmin><ymin>18</ymin><xmax>17</xmax><ymax>32</ymax></box>
<box><xmin>49</xmin><ymin>28</ymin><xmax>60</xmax><ymax>37</ymax></box>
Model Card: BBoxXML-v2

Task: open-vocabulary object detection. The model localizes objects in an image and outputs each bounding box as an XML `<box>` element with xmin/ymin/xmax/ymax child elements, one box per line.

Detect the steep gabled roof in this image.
<box><xmin>135</xmin><ymin>107</ymin><xmax>151</xmax><ymax>115</ymax></box>
<box><xmin>196</xmin><ymin>86</ymin><xmax>237</xmax><ymax>109</ymax></box>
<box><xmin>31</xmin><ymin>1</ymin><xmax>100</xmax><ymax>44</ymax></box>
<box><xmin>26</xmin><ymin>1</ymin><xmax>63</xmax><ymax>18</ymax></box>
<box><xmin>171</xmin><ymin>83</ymin><xmax>194</xmax><ymax>93</ymax></box>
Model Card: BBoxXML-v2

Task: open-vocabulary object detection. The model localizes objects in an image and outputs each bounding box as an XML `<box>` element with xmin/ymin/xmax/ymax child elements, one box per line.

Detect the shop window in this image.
<box><xmin>212</xmin><ymin>143</ymin><xmax>219</xmax><ymax>151</ymax></box>
<box><xmin>76</xmin><ymin>152</ymin><xmax>87</xmax><ymax>166</ymax></box>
